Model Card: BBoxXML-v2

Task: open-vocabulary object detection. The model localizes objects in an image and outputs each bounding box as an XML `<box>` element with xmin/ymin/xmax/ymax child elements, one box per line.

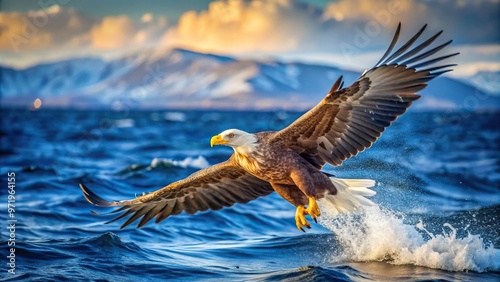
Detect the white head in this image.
<box><xmin>210</xmin><ymin>129</ymin><xmax>258</xmax><ymax>153</ymax></box>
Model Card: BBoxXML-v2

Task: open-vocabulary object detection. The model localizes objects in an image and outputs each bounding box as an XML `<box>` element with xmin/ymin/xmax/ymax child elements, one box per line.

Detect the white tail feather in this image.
<box><xmin>318</xmin><ymin>177</ymin><xmax>377</xmax><ymax>217</ymax></box>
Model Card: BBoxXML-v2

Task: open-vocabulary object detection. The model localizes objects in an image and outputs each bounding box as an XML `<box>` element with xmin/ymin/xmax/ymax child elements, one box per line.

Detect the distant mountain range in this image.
<box><xmin>1</xmin><ymin>48</ymin><xmax>499</xmax><ymax>111</ymax></box>
<box><xmin>461</xmin><ymin>70</ymin><xmax>500</xmax><ymax>96</ymax></box>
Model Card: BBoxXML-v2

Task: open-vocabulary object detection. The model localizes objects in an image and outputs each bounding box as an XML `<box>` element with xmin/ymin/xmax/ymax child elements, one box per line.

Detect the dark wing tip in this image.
<box><xmin>410</xmin><ymin>52</ymin><xmax>460</xmax><ymax>69</ymax></box>
<box><xmin>380</xmin><ymin>24</ymin><xmax>428</xmax><ymax>66</ymax></box>
<box><xmin>328</xmin><ymin>75</ymin><xmax>344</xmax><ymax>94</ymax></box>
<box><xmin>373</xmin><ymin>23</ymin><xmax>457</xmax><ymax>76</ymax></box>
<box><xmin>79</xmin><ymin>182</ymin><xmax>115</xmax><ymax>207</ymax></box>
<box><xmin>374</xmin><ymin>22</ymin><xmax>402</xmax><ymax>67</ymax></box>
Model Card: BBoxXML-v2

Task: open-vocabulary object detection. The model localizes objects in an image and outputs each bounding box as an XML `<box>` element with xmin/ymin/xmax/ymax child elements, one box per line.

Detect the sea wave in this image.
<box><xmin>116</xmin><ymin>156</ymin><xmax>210</xmax><ymax>175</ymax></box>
<box><xmin>162</xmin><ymin>112</ymin><xmax>187</xmax><ymax>122</ymax></box>
<box><xmin>114</xmin><ymin>118</ymin><xmax>135</xmax><ymax>128</ymax></box>
<box><xmin>3</xmin><ymin>110</ymin><xmax>499</xmax><ymax>281</ymax></box>
<box><xmin>150</xmin><ymin>156</ymin><xmax>209</xmax><ymax>169</ymax></box>
<box><xmin>319</xmin><ymin>205</ymin><xmax>500</xmax><ymax>272</ymax></box>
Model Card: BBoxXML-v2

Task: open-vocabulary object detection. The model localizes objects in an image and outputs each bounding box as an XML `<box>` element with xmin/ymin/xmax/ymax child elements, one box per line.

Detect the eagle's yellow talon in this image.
<box><xmin>295</xmin><ymin>205</ymin><xmax>311</xmax><ymax>232</ymax></box>
<box><xmin>305</xmin><ymin>197</ymin><xmax>321</xmax><ymax>222</ymax></box>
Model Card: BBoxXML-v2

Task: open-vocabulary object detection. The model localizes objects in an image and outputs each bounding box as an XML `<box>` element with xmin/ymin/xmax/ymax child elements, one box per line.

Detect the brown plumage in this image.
<box><xmin>80</xmin><ymin>23</ymin><xmax>458</xmax><ymax>230</ymax></box>
<box><xmin>81</xmin><ymin>156</ymin><xmax>274</xmax><ymax>228</ymax></box>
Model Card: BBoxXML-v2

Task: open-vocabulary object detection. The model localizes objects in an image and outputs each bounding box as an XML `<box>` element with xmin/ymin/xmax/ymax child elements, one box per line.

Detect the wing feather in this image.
<box><xmin>381</xmin><ymin>24</ymin><xmax>427</xmax><ymax>65</ymax></box>
<box><xmin>272</xmin><ymin>23</ymin><xmax>457</xmax><ymax>167</ymax></box>
<box><xmin>375</xmin><ymin>23</ymin><xmax>401</xmax><ymax>66</ymax></box>
<box><xmin>80</xmin><ymin>156</ymin><xmax>274</xmax><ymax>228</ymax></box>
<box><xmin>138</xmin><ymin>204</ymin><xmax>166</xmax><ymax>228</ymax></box>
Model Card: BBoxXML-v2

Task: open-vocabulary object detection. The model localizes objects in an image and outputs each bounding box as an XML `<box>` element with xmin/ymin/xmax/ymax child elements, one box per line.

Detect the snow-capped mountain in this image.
<box><xmin>460</xmin><ymin>70</ymin><xmax>500</xmax><ymax>96</ymax></box>
<box><xmin>1</xmin><ymin>48</ymin><xmax>499</xmax><ymax>110</ymax></box>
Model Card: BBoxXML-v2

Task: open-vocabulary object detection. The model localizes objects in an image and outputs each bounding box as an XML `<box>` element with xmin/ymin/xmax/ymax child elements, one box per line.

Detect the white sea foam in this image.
<box><xmin>150</xmin><ymin>156</ymin><xmax>209</xmax><ymax>169</ymax></box>
<box><xmin>114</xmin><ymin>118</ymin><xmax>135</xmax><ymax>128</ymax></box>
<box><xmin>163</xmin><ymin>112</ymin><xmax>187</xmax><ymax>122</ymax></box>
<box><xmin>319</xmin><ymin>205</ymin><xmax>500</xmax><ymax>272</ymax></box>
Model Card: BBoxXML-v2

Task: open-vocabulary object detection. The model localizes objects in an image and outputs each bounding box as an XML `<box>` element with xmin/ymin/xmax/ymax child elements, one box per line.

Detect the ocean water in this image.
<box><xmin>1</xmin><ymin>108</ymin><xmax>499</xmax><ymax>281</ymax></box>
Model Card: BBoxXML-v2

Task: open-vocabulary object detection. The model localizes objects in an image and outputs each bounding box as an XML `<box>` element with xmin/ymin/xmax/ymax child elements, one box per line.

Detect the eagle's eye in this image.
<box><xmin>228</xmin><ymin>133</ymin><xmax>235</xmax><ymax>138</ymax></box>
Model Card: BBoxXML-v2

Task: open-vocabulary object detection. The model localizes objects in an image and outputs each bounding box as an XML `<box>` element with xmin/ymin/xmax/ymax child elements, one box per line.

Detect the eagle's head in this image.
<box><xmin>210</xmin><ymin>129</ymin><xmax>258</xmax><ymax>153</ymax></box>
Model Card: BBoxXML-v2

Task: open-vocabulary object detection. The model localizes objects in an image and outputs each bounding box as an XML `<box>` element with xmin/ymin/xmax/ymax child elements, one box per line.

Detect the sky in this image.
<box><xmin>0</xmin><ymin>0</ymin><xmax>499</xmax><ymax>77</ymax></box>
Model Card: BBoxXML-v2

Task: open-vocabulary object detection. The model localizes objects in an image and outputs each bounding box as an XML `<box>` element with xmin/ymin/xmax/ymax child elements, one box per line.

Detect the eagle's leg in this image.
<box><xmin>270</xmin><ymin>183</ymin><xmax>311</xmax><ymax>231</ymax></box>
<box><xmin>290</xmin><ymin>170</ymin><xmax>322</xmax><ymax>223</ymax></box>
<box><xmin>305</xmin><ymin>197</ymin><xmax>321</xmax><ymax>223</ymax></box>
<box><xmin>295</xmin><ymin>205</ymin><xmax>311</xmax><ymax>232</ymax></box>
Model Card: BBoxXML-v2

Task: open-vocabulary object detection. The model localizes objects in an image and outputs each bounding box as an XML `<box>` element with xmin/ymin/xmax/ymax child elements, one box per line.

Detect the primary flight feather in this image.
<box><xmin>80</xmin><ymin>23</ymin><xmax>458</xmax><ymax>231</ymax></box>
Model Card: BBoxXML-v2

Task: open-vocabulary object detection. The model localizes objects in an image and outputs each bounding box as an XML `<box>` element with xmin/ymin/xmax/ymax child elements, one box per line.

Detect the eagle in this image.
<box><xmin>80</xmin><ymin>23</ymin><xmax>457</xmax><ymax>231</ymax></box>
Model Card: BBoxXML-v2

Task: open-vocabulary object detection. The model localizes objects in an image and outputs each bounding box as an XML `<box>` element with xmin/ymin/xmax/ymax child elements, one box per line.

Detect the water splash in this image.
<box><xmin>319</xmin><ymin>206</ymin><xmax>500</xmax><ymax>272</ymax></box>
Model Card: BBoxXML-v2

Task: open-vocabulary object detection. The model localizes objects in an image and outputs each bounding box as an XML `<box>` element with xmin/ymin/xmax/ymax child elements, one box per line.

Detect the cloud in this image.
<box><xmin>141</xmin><ymin>13</ymin><xmax>153</xmax><ymax>23</ymax></box>
<box><xmin>87</xmin><ymin>13</ymin><xmax>169</xmax><ymax>50</ymax></box>
<box><xmin>453</xmin><ymin>62</ymin><xmax>500</xmax><ymax>77</ymax></box>
<box><xmin>323</xmin><ymin>0</ymin><xmax>499</xmax><ymax>45</ymax></box>
<box><xmin>90</xmin><ymin>16</ymin><xmax>136</xmax><ymax>49</ymax></box>
<box><xmin>162</xmin><ymin>0</ymin><xmax>498</xmax><ymax>59</ymax></box>
<box><xmin>0</xmin><ymin>0</ymin><xmax>498</xmax><ymax>77</ymax></box>
<box><xmin>0</xmin><ymin>5</ymin><xmax>93</xmax><ymax>52</ymax></box>
<box><xmin>322</xmin><ymin>0</ymin><xmax>427</xmax><ymax>24</ymax></box>
<box><xmin>162</xmin><ymin>0</ymin><xmax>327</xmax><ymax>53</ymax></box>
<box><xmin>444</xmin><ymin>45</ymin><xmax>500</xmax><ymax>77</ymax></box>
<box><xmin>0</xmin><ymin>5</ymin><xmax>168</xmax><ymax>58</ymax></box>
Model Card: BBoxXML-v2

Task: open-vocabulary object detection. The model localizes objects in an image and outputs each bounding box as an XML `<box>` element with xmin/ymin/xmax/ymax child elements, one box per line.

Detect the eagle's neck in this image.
<box><xmin>233</xmin><ymin>141</ymin><xmax>259</xmax><ymax>156</ymax></box>
<box><xmin>232</xmin><ymin>135</ymin><xmax>262</xmax><ymax>171</ymax></box>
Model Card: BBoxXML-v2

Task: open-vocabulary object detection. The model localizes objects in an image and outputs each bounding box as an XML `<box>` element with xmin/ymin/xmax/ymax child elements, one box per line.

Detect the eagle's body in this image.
<box><xmin>230</xmin><ymin>131</ymin><xmax>336</xmax><ymax>207</ymax></box>
<box><xmin>80</xmin><ymin>24</ymin><xmax>458</xmax><ymax>231</ymax></box>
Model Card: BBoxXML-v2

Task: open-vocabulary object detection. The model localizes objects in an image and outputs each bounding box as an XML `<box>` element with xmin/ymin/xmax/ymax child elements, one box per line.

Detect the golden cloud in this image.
<box><xmin>0</xmin><ymin>5</ymin><xmax>168</xmax><ymax>54</ymax></box>
<box><xmin>322</xmin><ymin>0</ymin><xmax>427</xmax><ymax>24</ymax></box>
<box><xmin>90</xmin><ymin>16</ymin><xmax>136</xmax><ymax>49</ymax></box>
<box><xmin>0</xmin><ymin>6</ymin><xmax>93</xmax><ymax>52</ymax></box>
<box><xmin>0</xmin><ymin>0</ymin><xmax>498</xmax><ymax>77</ymax></box>
<box><xmin>162</xmin><ymin>0</ymin><xmax>317</xmax><ymax>54</ymax></box>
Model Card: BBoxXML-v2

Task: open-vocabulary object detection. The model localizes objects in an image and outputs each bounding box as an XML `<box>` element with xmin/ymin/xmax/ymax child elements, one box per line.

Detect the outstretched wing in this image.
<box><xmin>272</xmin><ymin>23</ymin><xmax>458</xmax><ymax>167</ymax></box>
<box><xmin>80</xmin><ymin>156</ymin><xmax>274</xmax><ymax>228</ymax></box>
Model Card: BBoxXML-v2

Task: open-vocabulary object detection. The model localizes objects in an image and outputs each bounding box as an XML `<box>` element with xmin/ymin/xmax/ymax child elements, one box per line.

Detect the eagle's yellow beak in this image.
<box><xmin>210</xmin><ymin>134</ymin><xmax>229</xmax><ymax>147</ymax></box>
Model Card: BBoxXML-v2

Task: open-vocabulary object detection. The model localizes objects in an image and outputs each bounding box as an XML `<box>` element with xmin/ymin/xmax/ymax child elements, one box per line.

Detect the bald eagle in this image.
<box><xmin>80</xmin><ymin>23</ymin><xmax>457</xmax><ymax>231</ymax></box>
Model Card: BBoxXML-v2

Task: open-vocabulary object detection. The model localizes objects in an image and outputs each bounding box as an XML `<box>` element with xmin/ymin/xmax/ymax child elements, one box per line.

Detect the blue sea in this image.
<box><xmin>1</xmin><ymin>108</ymin><xmax>499</xmax><ymax>281</ymax></box>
